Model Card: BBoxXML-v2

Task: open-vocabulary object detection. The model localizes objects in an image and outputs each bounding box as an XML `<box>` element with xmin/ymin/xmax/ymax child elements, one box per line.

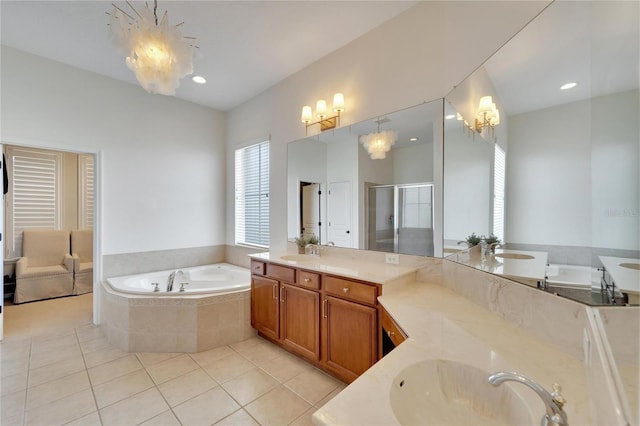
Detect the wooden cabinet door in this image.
<box><xmin>322</xmin><ymin>295</ymin><xmax>377</xmax><ymax>383</ymax></box>
<box><xmin>251</xmin><ymin>276</ymin><xmax>279</xmax><ymax>341</ymax></box>
<box><xmin>280</xmin><ymin>283</ymin><xmax>320</xmax><ymax>361</ymax></box>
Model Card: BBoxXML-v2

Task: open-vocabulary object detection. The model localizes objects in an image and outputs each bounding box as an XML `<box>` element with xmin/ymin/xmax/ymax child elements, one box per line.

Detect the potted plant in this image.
<box><xmin>464</xmin><ymin>232</ymin><xmax>482</xmax><ymax>247</ymax></box>
<box><xmin>483</xmin><ymin>234</ymin><xmax>501</xmax><ymax>252</ymax></box>
<box><xmin>294</xmin><ymin>235</ymin><xmax>319</xmax><ymax>254</ymax></box>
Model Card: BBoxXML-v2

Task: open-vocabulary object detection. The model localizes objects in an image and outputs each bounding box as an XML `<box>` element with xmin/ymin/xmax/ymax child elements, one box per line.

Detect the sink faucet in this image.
<box><xmin>488</xmin><ymin>372</ymin><xmax>568</xmax><ymax>426</ymax></box>
<box><xmin>305</xmin><ymin>243</ymin><xmax>321</xmax><ymax>256</ymax></box>
<box><xmin>167</xmin><ymin>270</ymin><xmax>183</xmax><ymax>292</ymax></box>
<box><xmin>488</xmin><ymin>242</ymin><xmax>503</xmax><ymax>250</ymax></box>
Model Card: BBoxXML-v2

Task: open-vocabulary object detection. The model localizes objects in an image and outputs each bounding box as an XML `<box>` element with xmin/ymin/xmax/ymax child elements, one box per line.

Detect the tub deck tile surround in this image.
<box><xmin>1</xmin><ymin>294</ymin><xmax>345</xmax><ymax>426</ymax></box>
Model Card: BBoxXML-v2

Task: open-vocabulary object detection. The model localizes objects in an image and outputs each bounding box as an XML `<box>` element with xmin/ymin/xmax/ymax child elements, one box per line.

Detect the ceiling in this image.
<box><xmin>1</xmin><ymin>1</ymin><xmax>415</xmax><ymax>111</ymax></box>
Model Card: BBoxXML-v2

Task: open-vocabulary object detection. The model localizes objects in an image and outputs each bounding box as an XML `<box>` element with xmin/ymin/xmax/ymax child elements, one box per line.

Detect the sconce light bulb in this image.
<box><xmin>301</xmin><ymin>106</ymin><xmax>313</xmax><ymax>124</ymax></box>
<box><xmin>316</xmin><ymin>100</ymin><xmax>327</xmax><ymax>119</ymax></box>
<box><xmin>333</xmin><ymin>93</ymin><xmax>345</xmax><ymax>113</ymax></box>
<box><xmin>478</xmin><ymin>96</ymin><xmax>493</xmax><ymax>115</ymax></box>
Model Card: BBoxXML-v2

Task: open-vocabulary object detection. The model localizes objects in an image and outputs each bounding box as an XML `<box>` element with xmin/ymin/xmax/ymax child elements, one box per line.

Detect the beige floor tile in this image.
<box><xmin>93</xmin><ymin>368</ymin><xmax>154</xmax><ymax>409</ymax></box>
<box><xmin>157</xmin><ymin>368</ymin><xmax>217</xmax><ymax>407</ymax></box>
<box><xmin>0</xmin><ymin>338</ymin><xmax>31</xmax><ymax>361</ymax></box>
<box><xmin>2</xmin><ymin>354</ymin><xmax>30</xmax><ymax>377</ymax></box>
<box><xmin>245</xmin><ymin>385</ymin><xmax>311</xmax><ymax>426</ymax></box>
<box><xmin>88</xmin><ymin>354</ymin><xmax>143</xmax><ymax>386</ymax></box>
<box><xmin>27</xmin><ymin>370</ymin><xmax>91</xmax><ymax>410</ymax></box>
<box><xmin>31</xmin><ymin>327</ymin><xmax>77</xmax><ymax>345</ymax></box>
<box><xmin>75</xmin><ymin>324</ymin><xmax>104</xmax><ymax>343</ymax></box>
<box><xmin>139</xmin><ymin>409</ymin><xmax>181</xmax><ymax>426</ymax></box>
<box><xmin>238</xmin><ymin>341</ymin><xmax>288</xmax><ymax>366</ymax></box>
<box><xmin>221</xmin><ymin>367</ymin><xmax>279</xmax><ymax>406</ymax></box>
<box><xmin>259</xmin><ymin>352</ymin><xmax>315</xmax><ymax>383</ymax></box>
<box><xmin>80</xmin><ymin>336</ymin><xmax>112</xmax><ymax>354</ymax></box>
<box><xmin>189</xmin><ymin>345</ymin><xmax>235</xmax><ymax>367</ymax></box>
<box><xmin>135</xmin><ymin>352</ymin><xmax>180</xmax><ymax>368</ymax></box>
<box><xmin>28</xmin><ymin>354</ymin><xmax>86</xmax><ymax>388</ymax></box>
<box><xmin>30</xmin><ymin>331</ymin><xmax>78</xmax><ymax>354</ymax></box>
<box><xmin>64</xmin><ymin>411</ymin><xmax>102</xmax><ymax>426</ymax></box>
<box><xmin>290</xmin><ymin>407</ymin><xmax>317</xmax><ymax>426</ymax></box>
<box><xmin>29</xmin><ymin>344</ymin><xmax>83</xmax><ymax>370</ymax></box>
<box><xmin>84</xmin><ymin>346</ymin><xmax>129</xmax><ymax>368</ymax></box>
<box><xmin>202</xmin><ymin>353</ymin><xmax>255</xmax><ymax>383</ymax></box>
<box><xmin>173</xmin><ymin>387</ymin><xmax>240</xmax><ymax>426</ymax></box>
<box><xmin>99</xmin><ymin>387</ymin><xmax>168</xmax><ymax>426</ymax></box>
<box><xmin>1</xmin><ymin>369</ymin><xmax>28</xmax><ymax>396</ymax></box>
<box><xmin>284</xmin><ymin>368</ymin><xmax>342</xmax><ymax>405</ymax></box>
<box><xmin>315</xmin><ymin>384</ymin><xmax>346</xmax><ymax>408</ymax></box>
<box><xmin>1</xmin><ymin>389</ymin><xmax>26</xmax><ymax>424</ymax></box>
<box><xmin>25</xmin><ymin>388</ymin><xmax>96</xmax><ymax>426</ymax></box>
<box><xmin>214</xmin><ymin>408</ymin><xmax>259</xmax><ymax>426</ymax></box>
<box><xmin>145</xmin><ymin>353</ymin><xmax>199</xmax><ymax>385</ymax></box>
<box><xmin>229</xmin><ymin>336</ymin><xmax>263</xmax><ymax>352</ymax></box>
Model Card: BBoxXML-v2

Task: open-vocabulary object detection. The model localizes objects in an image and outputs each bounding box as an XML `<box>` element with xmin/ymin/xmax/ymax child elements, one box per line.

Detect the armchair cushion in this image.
<box><xmin>71</xmin><ymin>229</ymin><xmax>93</xmax><ymax>264</ymax></box>
<box><xmin>21</xmin><ymin>229</ymin><xmax>71</xmax><ymax>268</ymax></box>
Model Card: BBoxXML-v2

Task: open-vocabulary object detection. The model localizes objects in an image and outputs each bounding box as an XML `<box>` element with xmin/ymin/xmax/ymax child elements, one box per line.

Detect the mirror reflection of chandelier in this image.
<box><xmin>107</xmin><ymin>0</ymin><xmax>196</xmax><ymax>95</ymax></box>
<box><xmin>360</xmin><ymin>118</ymin><xmax>397</xmax><ymax>160</ymax></box>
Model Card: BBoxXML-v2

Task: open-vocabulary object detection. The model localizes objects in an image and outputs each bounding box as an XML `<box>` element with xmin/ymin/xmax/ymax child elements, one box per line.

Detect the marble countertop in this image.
<box><xmin>449</xmin><ymin>248</ymin><xmax>548</xmax><ymax>282</ymax></box>
<box><xmin>599</xmin><ymin>256</ymin><xmax>640</xmax><ymax>294</ymax></box>
<box><xmin>313</xmin><ymin>281</ymin><xmax>592</xmax><ymax>425</ymax></box>
<box><xmin>248</xmin><ymin>251</ymin><xmax>418</xmax><ymax>285</ymax></box>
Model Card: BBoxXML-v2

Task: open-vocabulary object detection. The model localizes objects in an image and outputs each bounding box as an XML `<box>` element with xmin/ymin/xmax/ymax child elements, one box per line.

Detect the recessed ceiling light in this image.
<box><xmin>192</xmin><ymin>75</ymin><xmax>207</xmax><ymax>84</ymax></box>
<box><xmin>409</xmin><ymin>137</ymin><xmax>418</xmax><ymax>142</ymax></box>
<box><xmin>560</xmin><ymin>82</ymin><xmax>577</xmax><ymax>90</ymax></box>
<box><xmin>445</xmin><ymin>114</ymin><xmax>455</xmax><ymax>120</ymax></box>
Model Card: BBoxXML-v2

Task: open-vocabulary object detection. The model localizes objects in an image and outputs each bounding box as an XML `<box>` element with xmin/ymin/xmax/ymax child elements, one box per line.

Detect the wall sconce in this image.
<box><xmin>301</xmin><ymin>93</ymin><xmax>345</xmax><ymax>135</ymax></box>
<box><xmin>475</xmin><ymin>95</ymin><xmax>500</xmax><ymax>135</ymax></box>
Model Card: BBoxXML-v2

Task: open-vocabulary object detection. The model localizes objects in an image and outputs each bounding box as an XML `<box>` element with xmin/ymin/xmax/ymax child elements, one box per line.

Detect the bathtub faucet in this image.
<box><xmin>488</xmin><ymin>372</ymin><xmax>568</xmax><ymax>426</ymax></box>
<box><xmin>167</xmin><ymin>270</ymin><xmax>184</xmax><ymax>292</ymax></box>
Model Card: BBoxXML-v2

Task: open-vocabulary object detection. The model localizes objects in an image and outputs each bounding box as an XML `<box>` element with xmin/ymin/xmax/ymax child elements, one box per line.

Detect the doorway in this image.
<box><xmin>1</xmin><ymin>142</ymin><xmax>99</xmax><ymax>340</ymax></box>
<box><xmin>300</xmin><ymin>182</ymin><xmax>321</xmax><ymax>243</ymax></box>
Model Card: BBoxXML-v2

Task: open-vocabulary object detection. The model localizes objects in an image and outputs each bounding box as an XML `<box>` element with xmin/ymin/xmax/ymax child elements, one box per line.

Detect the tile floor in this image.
<box><xmin>1</xmin><ymin>294</ymin><xmax>346</xmax><ymax>425</ymax></box>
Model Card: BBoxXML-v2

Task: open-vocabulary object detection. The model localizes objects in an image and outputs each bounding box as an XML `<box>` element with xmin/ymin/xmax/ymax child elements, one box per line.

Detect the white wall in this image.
<box><xmin>507</xmin><ymin>90</ymin><xmax>639</xmax><ymax>250</ymax></box>
<box><xmin>392</xmin><ymin>143</ymin><xmax>433</xmax><ymax>184</ymax></box>
<box><xmin>1</xmin><ymin>46</ymin><xmax>226</xmax><ymax>257</ymax></box>
<box><xmin>225</xmin><ymin>1</ymin><xmax>549</xmax><ymax>252</ymax></box>
<box><xmin>327</xmin><ymin>137</ymin><xmax>359</xmax><ymax>247</ymax></box>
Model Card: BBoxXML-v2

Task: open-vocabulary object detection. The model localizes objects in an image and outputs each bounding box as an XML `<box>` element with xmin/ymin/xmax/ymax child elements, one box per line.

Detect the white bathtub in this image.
<box><xmin>545</xmin><ymin>264</ymin><xmax>601</xmax><ymax>288</ymax></box>
<box><xmin>106</xmin><ymin>263</ymin><xmax>250</xmax><ymax>295</ymax></box>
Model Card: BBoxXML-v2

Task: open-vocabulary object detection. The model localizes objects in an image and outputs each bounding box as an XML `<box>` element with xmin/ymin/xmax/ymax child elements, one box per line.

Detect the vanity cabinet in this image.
<box><xmin>380</xmin><ymin>306</ymin><xmax>407</xmax><ymax>356</ymax></box>
<box><xmin>251</xmin><ymin>259</ymin><xmax>381</xmax><ymax>383</ymax></box>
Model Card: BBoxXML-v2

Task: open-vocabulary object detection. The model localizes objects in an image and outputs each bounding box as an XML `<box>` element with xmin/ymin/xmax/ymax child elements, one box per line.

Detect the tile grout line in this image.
<box><xmin>71</xmin><ymin>324</ymin><xmax>104</xmax><ymax>426</ymax></box>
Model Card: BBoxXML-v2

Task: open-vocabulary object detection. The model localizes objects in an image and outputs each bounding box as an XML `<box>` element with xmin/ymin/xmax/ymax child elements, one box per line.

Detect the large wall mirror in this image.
<box><xmin>444</xmin><ymin>1</ymin><xmax>639</xmax><ymax>306</ymax></box>
<box><xmin>287</xmin><ymin>100</ymin><xmax>442</xmax><ymax>256</ymax></box>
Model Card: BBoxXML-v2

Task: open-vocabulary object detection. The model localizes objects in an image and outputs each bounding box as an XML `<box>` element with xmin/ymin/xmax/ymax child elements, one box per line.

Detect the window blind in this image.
<box><xmin>493</xmin><ymin>145</ymin><xmax>506</xmax><ymax>242</ymax></box>
<box><xmin>6</xmin><ymin>147</ymin><xmax>63</xmax><ymax>258</ymax></box>
<box><xmin>78</xmin><ymin>154</ymin><xmax>95</xmax><ymax>229</ymax></box>
<box><xmin>235</xmin><ymin>141</ymin><xmax>270</xmax><ymax>247</ymax></box>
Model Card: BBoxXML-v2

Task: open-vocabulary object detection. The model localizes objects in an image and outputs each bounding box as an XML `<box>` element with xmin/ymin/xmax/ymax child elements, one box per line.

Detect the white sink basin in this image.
<box><xmin>389</xmin><ymin>359</ymin><xmax>535</xmax><ymax>425</ymax></box>
<box><xmin>494</xmin><ymin>253</ymin><xmax>535</xmax><ymax>260</ymax></box>
<box><xmin>279</xmin><ymin>254</ymin><xmax>316</xmax><ymax>262</ymax></box>
<box><xmin>619</xmin><ymin>262</ymin><xmax>640</xmax><ymax>271</ymax></box>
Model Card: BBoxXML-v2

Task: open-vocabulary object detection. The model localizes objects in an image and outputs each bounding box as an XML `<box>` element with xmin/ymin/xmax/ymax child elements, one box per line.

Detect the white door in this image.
<box><xmin>0</xmin><ymin>144</ymin><xmax>4</xmax><ymax>340</ymax></box>
<box><xmin>327</xmin><ymin>181</ymin><xmax>352</xmax><ymax>247</ymax></box>
<box><xmin>302</xmin><ymin>183</ymin><xmax>320</xmax><ymax>241</ymax></box>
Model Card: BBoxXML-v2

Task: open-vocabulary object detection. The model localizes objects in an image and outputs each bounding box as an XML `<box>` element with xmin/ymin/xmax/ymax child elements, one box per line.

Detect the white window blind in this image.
<box><xmin>235</xmin><ymin>141</ymin><xmax>270</xmax><ymax>247</ymax></box>
<box><xmin>78</xmin><ymin>154</ymin><xmax>95</xmax><ymax>229</ymax></box>
<box><xmin>493</xmin><ymin>145</ymin><xmax>506</xmax><ymax>242</ymax></box>
<box><xmin>5</xmin><ymin>147</ymin><xmax>63</xmax><ymax>258</ymax></box>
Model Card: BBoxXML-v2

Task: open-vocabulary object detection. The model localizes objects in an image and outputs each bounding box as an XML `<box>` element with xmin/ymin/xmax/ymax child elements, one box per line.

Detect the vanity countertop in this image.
<box><xmin>313</xmin><ymin>280</ymin><xmax>592</xmax><ymax>425</ymax></box>
<box><xmin>248</xmin><ymin>251</ymin><xmax>418</xmax><ymax>285</ymax></box>
<box><xmin>451</xmin><ymin>248</ymin><xmax>548</xmax><ymax>283</ymax></box>
<box><xmin>599</xmin><ymin>256</ymin><xmax>640</xmax><ymax>294</ymax></box>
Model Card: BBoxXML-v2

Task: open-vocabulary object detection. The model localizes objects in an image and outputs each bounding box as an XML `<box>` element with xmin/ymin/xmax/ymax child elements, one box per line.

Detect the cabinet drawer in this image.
<box><xmin>297</xmin><ymin>270</ymin><xmax>320</xmax><ymax>290</ymax></box>
<box><xmin>324</xmin><ymin>276</ymin><xmax>377</xmax><ymax>305</ymax></box>
<box><xmin>251</xmin><ymin>260</ymin><xmax>266</xmax><ymax>276</ymax></box>
<box><xmin>266</xmin><ymin>263</ymin><xmax>296</xmax><ymax>283</ymax></box>
<box><xmin>381</xmin><ymin>308</ymin><xmax>407</xmax><ymax>347</ymax></box>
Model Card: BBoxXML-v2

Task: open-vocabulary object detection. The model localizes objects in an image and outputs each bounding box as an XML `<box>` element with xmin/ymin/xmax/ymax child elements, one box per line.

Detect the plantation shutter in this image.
<box><xmin>493</xmin><ymin>144</ymin><xmax>506</xmax><ymax>242</ymax></box>
<box><xmin>235</xmin><ymin>141</ymin><xmax>270</xmax><ymax>247</ymax></box>
<box><xmin>78</xmin><ymin>154</ymin><xmax>95</xmax><ymax>229</ymax></box>
<box><xmin>6</xmin><ymin>147</ymin><xmax>63</xmax><ymax>258</ymax></box>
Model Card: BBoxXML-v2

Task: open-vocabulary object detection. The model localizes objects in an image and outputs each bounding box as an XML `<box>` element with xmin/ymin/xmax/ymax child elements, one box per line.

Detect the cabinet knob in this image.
<box><xmin>387</xmin><ymin>330</ymin><xmax>395</xmax><ymax>338</ymax></box>
<box><xmin>343</xmin><ymin>287</ymin><xmax>349</xmax><ymax>294</ymax></box>
<box><xmin>304</xmin><ymin>278</ymin><xmax>311</xmax><ymax>283</ymax></box>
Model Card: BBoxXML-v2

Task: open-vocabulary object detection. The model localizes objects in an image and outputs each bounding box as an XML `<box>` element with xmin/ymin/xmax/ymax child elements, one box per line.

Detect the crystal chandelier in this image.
<box><xmin>360</xmin><ymin>119</ymin><xmax>397</xmax><ymax>160</ymax></box>
<box><xmin>108</xmin><ymin>1</ymin><xmax>196</xmax><ymax>95</ymax></box>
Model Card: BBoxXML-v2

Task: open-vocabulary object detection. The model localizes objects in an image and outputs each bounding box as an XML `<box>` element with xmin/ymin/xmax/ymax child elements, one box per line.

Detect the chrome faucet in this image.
<box><xmin>488</xmin><ymin>372</ymin><xmax>568</xmax><ymax>426</ymax></box>
<box><xmin>167</xmin><ymin>270</ymin><xmax>183</xmax><ymax>292</ymax></box>
<box><xmin>305</xmin><ymin>243</ymin><xmax>321</xmax><ymax>256</ymax></box>
<box><xmin>488</xmin><ymin>242</ymin><xmax>503</xmax><ymax>251</ymax></box>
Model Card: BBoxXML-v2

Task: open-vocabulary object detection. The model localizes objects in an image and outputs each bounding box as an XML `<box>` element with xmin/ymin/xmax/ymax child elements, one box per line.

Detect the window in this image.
<box><xmin>493</xmin><ymin>144</ymin><xmax>506</xmax><ymax>242</ymax></box>
<box><xmin>235</xmin><ymin>141</ymin><xmax>270</xmax><ymax>247</ymax></box>
<box><xmin>5</xmin><ymin>146</ymin><xmax>63</xmax><ymax>258</ymax></box>
<box><xmin>78</xmin><ymin>154</ymin><xmax>95</xmax><ymax>229</ymax></box>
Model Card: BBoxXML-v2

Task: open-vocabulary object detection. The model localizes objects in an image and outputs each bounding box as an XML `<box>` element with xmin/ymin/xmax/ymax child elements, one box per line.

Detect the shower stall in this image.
<box><xmin>367</xmin><ymin>183</ymin><xmax>434</xmax><ymax>256</ymax></box>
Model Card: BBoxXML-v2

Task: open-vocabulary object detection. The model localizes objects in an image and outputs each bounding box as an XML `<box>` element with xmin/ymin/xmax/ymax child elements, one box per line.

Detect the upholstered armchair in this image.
<box><xmin>71</xmin><ymin>229</ymin><xmax>93</xmax><ymax>295</ymax></box>
<box><xmin>15</xmin><ymin>229</ymin><xmax>74</xmax><ymax>304</ymax></box>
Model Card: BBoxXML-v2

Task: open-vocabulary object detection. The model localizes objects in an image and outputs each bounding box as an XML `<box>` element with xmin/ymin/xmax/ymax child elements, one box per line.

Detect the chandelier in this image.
<box><xmin>360</xmin><ymin>119</ymin><xmax>397</xmax><ymax>160</ymax></box>
<box><xmin>108</xmin><ymin>1</ymin><xmax>196</xmax><ymax>95</ymax></box>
